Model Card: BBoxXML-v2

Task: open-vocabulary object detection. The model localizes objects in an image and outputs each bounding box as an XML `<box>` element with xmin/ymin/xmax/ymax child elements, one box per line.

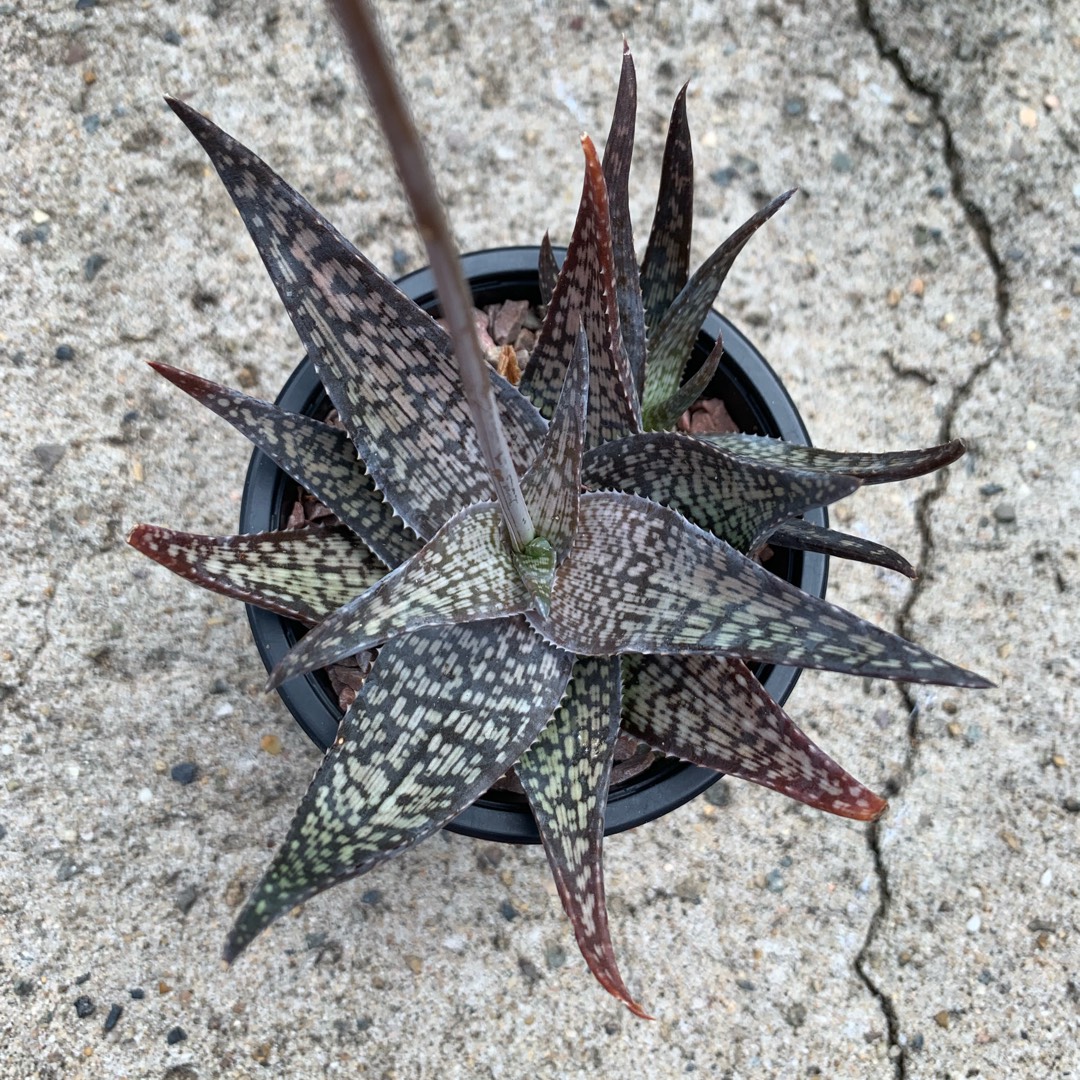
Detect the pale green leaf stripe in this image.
<box><xmin>622</xmin><ymin>654</ymin><xmax>886</xmax><ymax>821</ymax></box>
<box><xmin>128</xmin><ymin>523</ymin><xmax>384</xmax><ymax>627</ymax></box>
<box><xmin>518</xmin><ymin>657</ymin><xmax>648</xmax><ymax>1017</ymax></box>
<box><xmin>225</xmin><ymin>619</ymin><xmax>574</xmax><ymax>962</ymax></box>
<box><xmin>534</xmin><ymin>492</ymin><xmax>992</xmax><ymax>688</ymax></box>
<box><xmin>268</xmin><ymin>504</ymin><xmax>530</xmax><ymax>688</ymax></box>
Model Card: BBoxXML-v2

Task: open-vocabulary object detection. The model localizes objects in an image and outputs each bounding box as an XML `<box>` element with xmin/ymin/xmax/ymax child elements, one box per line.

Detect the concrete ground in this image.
<box><xmin>1</xmin><ymin>1</ymin><xmax>1076</xmax><ymax>1077</ymax></box>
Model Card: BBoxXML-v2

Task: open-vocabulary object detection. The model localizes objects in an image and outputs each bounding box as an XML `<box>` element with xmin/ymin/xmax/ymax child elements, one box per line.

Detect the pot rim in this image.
<box><xmin>239</xmin><ymin>246</ymin><xmax>828</xmax><ymax>844</ymax></box>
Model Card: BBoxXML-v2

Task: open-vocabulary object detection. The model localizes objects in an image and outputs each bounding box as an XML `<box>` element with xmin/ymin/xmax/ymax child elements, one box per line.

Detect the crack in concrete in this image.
<box><xmin>853</xmin><ymin>2</ymin><xmax>1013</xmax><ymax>1076</ymax></box>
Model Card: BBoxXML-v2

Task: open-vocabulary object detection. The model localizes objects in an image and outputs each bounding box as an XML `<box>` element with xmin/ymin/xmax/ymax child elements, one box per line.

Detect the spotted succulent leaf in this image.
<box><xmin>167</xmin><ymin>98</ymin><xmax>546</xmax><ymax>539</ymax></box>
<box><xmin>127</xmin><ymin>523</ymin><xmax>383</xmax><ymax>626</ymax></box>
<box><xmin>601</xmin><ymin>42</ymin><xmax>647</xmax><ymax>396</ymax></box>
<box><xmin>642</xmin><ymin>189</ymin><xmax>795</xmax><ymax>413</ymax></box>
<box><xmin>538</xmin><ymin>231</ymin><xmax>559</xmax><ymax>306</ymax></box>
<box><xmin>697</xmin><ymin>433</ymin><xmax>966</xmax><ymax>484</ymax></box>
<box><xmin>516</xmin><ymin>657</ymin><xmax>648</xmax><ymax>1018</ymax></box>
<box><xmin>225</xmin><ymin>618</ymin><xmax>575</xmax><ymax>962</ymax></box>
<box><xmin>267</xmin><ymin>503</ymin><xmax>530</xmax><ymax>688</ymax></box>
<box><xmin>531</xmin><ymin>491</ymin><xmax>991</xmax><ymax>688</ymax></box>
<box><xmin>622</xmin><ymin>654</ymin><xmax>887</xmax><ymax>820</ymax></box>
<box><xmin>520</xmin><ymin>134</ymin><xmax>641</xmax><ymax>447</ymax></box>
<box><xmin>639</xmin><ymin>81</ymin><xmax>693</xmax><ymax>335</ymax></box>
<box><xmin>768</xmin><ymin>519</ymin><xmax>916</xmax><ymax>578</ymax></box>
<box><xmin>148</xmin><ymin>362</ymin><xmax>419</xmax><ymax>568</ymax></box>
<box><xmin>582</xmin><ymin>432</ymin><xmax>860</xmax><ymax>553</ymax></box>
<box><xmin>640</xmin><ymin>331</ymin><xmax>723</xmax><ymax>432</ymax></box>
<box><xmin>520</xmin><ymin>327</ymin><xmax>589</xmax><ymax>562</ymax></box>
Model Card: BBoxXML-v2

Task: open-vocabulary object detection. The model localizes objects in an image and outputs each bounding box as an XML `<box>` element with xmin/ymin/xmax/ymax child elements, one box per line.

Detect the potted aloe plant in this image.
<box><xmin>237</xmin><ymin>246</ymin><xmax>833</xmax><ymax>843</ymax></box>
<box><xmin>128</xmin><ymin>0</ymin><xmax>989</xmax><ymax>1017</ymax></box>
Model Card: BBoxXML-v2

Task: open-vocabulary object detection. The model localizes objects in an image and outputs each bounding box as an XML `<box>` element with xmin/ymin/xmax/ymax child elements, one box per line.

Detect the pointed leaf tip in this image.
<box><xmin>235</xmin><ymin>621</ymin><xmax>575</xmax><ymax>962</ymax></box>
<box><xmin>516</xmin><ymin>658</ymin><xmax>650</xmax><ymax>1018</ymax></box>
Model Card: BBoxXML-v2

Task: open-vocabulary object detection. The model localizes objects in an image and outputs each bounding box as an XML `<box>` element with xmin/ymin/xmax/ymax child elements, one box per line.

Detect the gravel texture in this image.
<box><xmin>1</xmin><ymin>2</ymin><xmax>1076</xmax><ymax>1078</ymax></box>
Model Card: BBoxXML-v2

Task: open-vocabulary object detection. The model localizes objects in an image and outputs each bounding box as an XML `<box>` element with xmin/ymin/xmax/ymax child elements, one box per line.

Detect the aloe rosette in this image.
<box><xmin>129</xmin><ymin>35</ymin><xmax>988</xmax><ymax>1017</ymax></box>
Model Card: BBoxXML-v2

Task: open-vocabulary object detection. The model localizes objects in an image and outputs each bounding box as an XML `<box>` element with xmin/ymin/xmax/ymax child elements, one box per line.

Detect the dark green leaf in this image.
<box><xmin>166</xmin><ymin>98</ymin><xmax>545</xmax><ymax>539</ymax></box>
<box><xmin>622</xmin><ymin>654</ymin><xmax>887</xmax><ymax>820</ymax></box>
<box><xmin>532</xmin><ymin>491</ymin><xmax>992</xmax><ymax>688</ymax></box>
<box><xmin>520</xmin><ymin>134</ymin><xmax>641</xmax><ymax>447</ymax></box>
<box><xmin>640</xmin><ymin>333</ymin><xmax>723</xmax><ymax>432</ymax></box>
<box><xmin>696</xmin><ymin>434</ymin><xmax>966</xmax><ymax>484</ymax></box>
<box><xmin>127</xmin><ymin>522</ymin><xmax>383</xmax><ymax>626</ymax></box>
<box><xmin>643</xmin><ymin>189</ymin><xmax>795</xmax><ymax>413</ymax></box>
<box><xmin>517</xmin><ymin>657</ymin><xmax>649</xmax><ymax>1017</ymax></box>
<box><xmin>583</xmin><ymin>432</ymin><xmax>859</xmax><ymax>553</ymax></box>
<box><xmin>538</xmin><ymin>231</ymin><xmax>559</xmax><ymax>307</ymax></box>
<box><xmin>268</xmin><ymin>503</ymin><xmax>529</xmax><ymax>688</ymax></box>
<box><xmin>768</xmin><ymin>519</ymin><xmax>916</xmax><ymax>578</ymax></box>
<box><xmin>601</xmin><ymin>42</ymin><xmax>647</xmax><ymax>396</ymax></box>
<box><xmin>225</xmin><ymin>619</ymin><xmax>574</xmax><ymax>962</ymax></box>
<box><xmin>639</xmin><ymin>82</ymin><xmax>693</xmax><ymax>335</ymax></box>
<box><xmin>148</xmin><ymin>362</ymin><xmax>419</xmax><ymax>568</ymax></box>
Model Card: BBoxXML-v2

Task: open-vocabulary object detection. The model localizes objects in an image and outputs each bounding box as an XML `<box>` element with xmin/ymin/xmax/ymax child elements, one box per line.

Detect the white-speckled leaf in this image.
<box><xmin>268</xmin><ymin>503</ymin><xmax>529</xmax><ymax>688</ymax></box>
<box><xmin>531</xmin><ymin>491</ymin><xmax>992</xmax><ymax>687</ymax></box>
<box><xmin>601</xmin><ymin>43</ymin><xmax>647</xmax><ymax>395</ymax></box>
<box><xmin>642</xmin><ymin>190</ymin><xmax>795</xmax><ymax>413</ymax></box>
<box><xmin>768</xmin><ymin>519</ymin><xmax>916</xmax><ymax>578</ymax></box>
<box><xmin>696</xmin><ymin>434</ymin><xmax>967</xmax><ymax>484</ymax></box>
<box><xmin>127</xmin><ymin>523</ymin><xmax>383</xmax><ymax>626</ymax></box>
<box><xmin>516</xmin><ymin>657</ymin><xmax>649</xmax><ymax>1018</ymax></box>
<box><xmin>582</xmin><ymin>432</ymin><xmax>859</xmax><ymax>553</ymax></box>
<box><xmin>149</xmin><ymin>362</ymin><xmax>419</xmax><ymax>568</ymax></box>
<box><xmin>622</xmin><ymin>654</ymin><xmax>887</xmax><ymax>820</ymax></box>
<box><xmin>520</xmin><ymin>135</ymin><xmax>641</xmax><ymax>447</ymax></box>
<box><xmin>167</xmin><ymin>98</ymin><xmax>546</xmax><ymax>538</ymax></box>
<box><xmin>225</xmin><ymin>618</ymin><xmax>575</xmax><ymax>962</ymax></box>
<box><xmin>520</xmin><ymin>328</ymin><xmax>589</xmax><ymax>562</ymax></box>
<box><xmin>639</xmin><ymin>82</ymin><xmax>693</xmax><ymax>335</ymax></box>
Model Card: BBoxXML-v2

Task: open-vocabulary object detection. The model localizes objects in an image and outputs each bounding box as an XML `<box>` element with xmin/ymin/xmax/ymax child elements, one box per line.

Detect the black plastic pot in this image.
<box><xmin>239</xmin><ymin>247</ymin><xmax>828</xmax><ymax>844</ymax></box>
